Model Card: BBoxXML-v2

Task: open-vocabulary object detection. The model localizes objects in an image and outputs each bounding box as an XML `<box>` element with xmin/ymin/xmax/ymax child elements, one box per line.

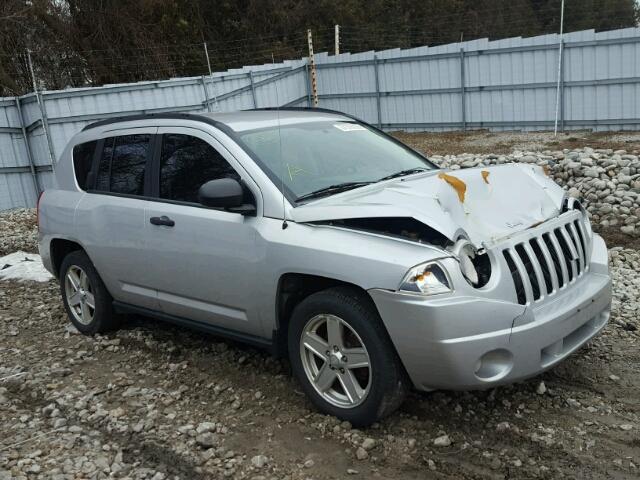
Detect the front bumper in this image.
<box><xmin>369</xmin><ymin>234</ymin><xmax>612</xmax><ymax>391</ymax></box>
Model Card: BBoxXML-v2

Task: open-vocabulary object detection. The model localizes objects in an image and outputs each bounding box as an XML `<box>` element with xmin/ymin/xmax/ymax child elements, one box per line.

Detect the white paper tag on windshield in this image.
<box><xmin>334</xmin><ymin>123</ymin><xmax>367</xmax><ymax>132</ymax></box>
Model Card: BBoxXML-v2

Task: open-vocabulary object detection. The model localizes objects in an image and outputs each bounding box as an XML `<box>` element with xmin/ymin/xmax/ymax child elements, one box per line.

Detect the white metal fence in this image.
<box><xmin>1</xmin><ymin>27</ymin><xmax>640</xmax><ymax>211</ymax></box>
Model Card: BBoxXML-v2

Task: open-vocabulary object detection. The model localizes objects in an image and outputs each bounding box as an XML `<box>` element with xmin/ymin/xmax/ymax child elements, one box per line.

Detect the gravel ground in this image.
<box><xmin>2</xmin><ymin>138</ymin><xmax>640</xmax><ymax>479</ymax></box>
<box><xmin>393</xmin><ymin>130</ymin><xmax>640</xmax><ymax>156</ymax></box>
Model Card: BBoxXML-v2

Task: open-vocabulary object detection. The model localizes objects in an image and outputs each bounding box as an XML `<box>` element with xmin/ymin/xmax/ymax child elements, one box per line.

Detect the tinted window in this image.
<box><xmin>95</xmin><ymin>139</ymin><xmax>113</xmax><ymax>192</ymax></box>
<box><xmin>110</xmin><ymin>135</ymin><xmax>150</xmax><ymax>195</ymax></box>
<box><xmin>72</xmin><ymin>141</ymin><xmax>97</xmax><ymax>190</ymax></box>
<box><xmin>159</xmin><ymin>134</ymin><xmax>239</xmax><ymax>203</ymax></box>
<box><xmin>94</xmin><ymin>135</ymin><xmax>150</xmax><ymax>195</ymax></box>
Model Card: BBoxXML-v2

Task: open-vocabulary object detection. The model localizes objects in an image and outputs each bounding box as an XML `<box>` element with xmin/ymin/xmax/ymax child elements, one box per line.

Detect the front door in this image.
<box><xmin>142</xmin><ymin>127</ymin><xmax>263</xmax><ymax>336</ymax></box>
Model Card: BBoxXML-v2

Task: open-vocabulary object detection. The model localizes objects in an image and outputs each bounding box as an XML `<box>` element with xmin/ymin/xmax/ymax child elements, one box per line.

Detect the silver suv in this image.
<box><xmin>38</xmin><ymin>109</ymin><xmax>612</xmax><ymax>426</ymax></box>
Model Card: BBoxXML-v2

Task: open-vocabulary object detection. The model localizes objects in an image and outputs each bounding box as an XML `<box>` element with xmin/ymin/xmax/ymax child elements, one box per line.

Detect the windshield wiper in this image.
<box><xmin>377</xmin><ymin>167</ymin><xmax>429</xmax><ymax>182</ymax></box>
<box><xmin>295</xmin><ymin>182</ymin><xmax>374</xmax><ymax>202</ymax></box>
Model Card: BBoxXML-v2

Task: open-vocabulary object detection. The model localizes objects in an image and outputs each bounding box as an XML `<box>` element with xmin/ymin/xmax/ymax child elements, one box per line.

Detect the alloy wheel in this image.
<box><xmin>64</xmin><ymin>265</ymin><xmax>95</xmax><ymax>325</ymax></box>
<box><xmin>299</xmin><ymin>314</ymin><xmax>372</xmax><ymax>408</ymax></box>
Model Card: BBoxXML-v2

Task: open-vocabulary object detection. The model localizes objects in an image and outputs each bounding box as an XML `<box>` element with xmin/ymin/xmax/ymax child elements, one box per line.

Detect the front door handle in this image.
<box><xmin>149</xmin><ymin>215</ymin><xmax>175</xmax><ymax>227</ymax></box>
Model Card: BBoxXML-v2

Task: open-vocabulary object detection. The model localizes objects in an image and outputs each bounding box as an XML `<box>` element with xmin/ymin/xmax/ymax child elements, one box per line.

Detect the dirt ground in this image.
<box><xmin>2</xmin><ymin>131</ymin><xmax>640</xmax><ymax>479</ymax></box>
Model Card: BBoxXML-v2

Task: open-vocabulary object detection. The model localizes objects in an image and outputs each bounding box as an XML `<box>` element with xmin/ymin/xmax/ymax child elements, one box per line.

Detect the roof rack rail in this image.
<box><xmin>81</xmin><ymin>112</ymin><xmax>209</xmax><ymax>132</ymax></box>
<box><xmin>250</xmin><ymin>106</ymin><xmax>361</xmax><ymax>121</ymax></box>
<box><xmin>80</xmin><ymin>107</ymin><xmax>364</xmax><ymax>133</ymax></box>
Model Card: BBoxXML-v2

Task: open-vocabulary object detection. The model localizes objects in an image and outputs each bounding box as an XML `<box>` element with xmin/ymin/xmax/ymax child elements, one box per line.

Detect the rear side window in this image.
<box><xmin>159</xmin><ymin>134</ymin><xmax>239</xmax><ymax>203</ymax></box>
<box><xmin>95</xmin><ymin>140</ymin><xmax>113</xmax><ymax>192</ymax></box>
<box><xmin>94</xmin><ymin>134</ymin><xmax>151</xmax><ymax>195</ymax></box>
<box><xmin>72</xmin><ymin>141</ymin><xmax>97</xmax><ymax>190</ymax></box>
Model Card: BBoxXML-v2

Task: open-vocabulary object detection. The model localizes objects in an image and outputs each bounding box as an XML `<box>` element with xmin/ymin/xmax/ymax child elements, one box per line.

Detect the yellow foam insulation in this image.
<box><xmin>438</xmin><ymin>172</ymin><xmax>467</xmax><ymax>203</ymax></box>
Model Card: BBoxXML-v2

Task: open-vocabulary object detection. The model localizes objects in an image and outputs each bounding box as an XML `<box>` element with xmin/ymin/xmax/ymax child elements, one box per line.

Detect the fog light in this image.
<box><xmin>474</xmin><ymin>349</ymin><xmax>513</xmax><ymax>381</ymax></box>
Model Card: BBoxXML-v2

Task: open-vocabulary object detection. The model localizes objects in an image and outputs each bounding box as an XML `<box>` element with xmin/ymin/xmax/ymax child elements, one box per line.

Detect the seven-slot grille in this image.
<box><xmin>502</xmin><ymin>213</ymin><xmax>591</xmax><ymax>305</ymax></box>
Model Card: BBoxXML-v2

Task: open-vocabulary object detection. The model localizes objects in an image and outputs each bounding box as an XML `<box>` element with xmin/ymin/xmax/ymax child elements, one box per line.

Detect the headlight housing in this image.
<box><xmin>452</xmin><ymin>239</ymin><xmax>492</xmax><ymax>288</ymax></box>
<box><xmin>576</xmin><ymin>200</ymin><xmax>592</xmax><ymax>236</ymax></box>
<box><xmin>398</xmin><ymin>262</ymin><xmax>452</xmax><ymax>296</ymax></box>
<box><xmin>564</xmin><ymin>196</ymin><xmax>592</xmax><ymax>236</ymax></box>
<box><xmin>458</xmin><ymin>243</ymin><xmax>479</xmax><ymax>285</ymax></box>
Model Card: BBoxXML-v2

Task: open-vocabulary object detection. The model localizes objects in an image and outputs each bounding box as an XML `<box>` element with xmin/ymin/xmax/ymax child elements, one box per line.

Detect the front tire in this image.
<box><xmin>60</xmin><ymin>250</ymin><xmax>120</xmax><ymax>335</ymax></box>
<box><xmin>288</xmin><ymin>287</ymin><xmax>407</xmax><ymax>426</ymax></box>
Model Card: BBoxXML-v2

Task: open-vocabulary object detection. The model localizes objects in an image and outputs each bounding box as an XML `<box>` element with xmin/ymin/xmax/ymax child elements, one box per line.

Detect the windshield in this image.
<box><xmin>238</xmin><ymin>120</ymin><xmax>435</xmax><ymax>202</ymax></box>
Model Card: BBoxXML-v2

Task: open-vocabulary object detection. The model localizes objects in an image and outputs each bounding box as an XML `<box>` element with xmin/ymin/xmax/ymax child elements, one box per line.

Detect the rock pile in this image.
<box><xmin>431</xmin><ymin>147</ymin><xmax>640</xmax><ymax>236</ymax></box>
<box><xmin>0</xmin><ymin>208</ymin><xmax>37</xmax><ymax>256</ymax></box>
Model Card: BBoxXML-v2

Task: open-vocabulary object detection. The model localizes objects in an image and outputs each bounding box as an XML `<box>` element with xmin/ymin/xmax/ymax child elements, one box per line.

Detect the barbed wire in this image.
<box><xmin>3</xmin><ymin>9</ymin><xmax>630</xmax><ymax>61</ymax></box>
<box><xmin>338</xmin><ymin>0</ymin><xmax>636</xmax><ymax>30</ymax></box>
<box><xmin>2</xmin><ymin>3</ymin><xmax>637</xmax><ymax>95</ymax></box>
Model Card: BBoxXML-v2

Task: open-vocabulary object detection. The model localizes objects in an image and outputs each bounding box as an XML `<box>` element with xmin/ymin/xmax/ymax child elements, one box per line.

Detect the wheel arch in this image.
<box><xmin>273</xmin><ymin>273</ymin><xmax>387</xmax><ymax>358</ymax></box>
<box><xmin>50</xmin><ymin>238</ymin><xmax>86</xmax><ymax>279</ymax></box>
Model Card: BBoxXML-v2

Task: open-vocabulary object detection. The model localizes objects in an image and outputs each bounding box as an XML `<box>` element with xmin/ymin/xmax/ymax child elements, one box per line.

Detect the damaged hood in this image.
<box><xmin>291</xmin><ymin>163</ymin><xmax>565</xmax><ymax>248</ymax></box>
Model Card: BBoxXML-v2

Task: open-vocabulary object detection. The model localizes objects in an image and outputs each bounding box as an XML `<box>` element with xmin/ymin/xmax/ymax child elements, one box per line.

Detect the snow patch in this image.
<box><xmin>0</xmin><ymin>251</ymin><xmax>53</xmax><ymax>282</ymax></box>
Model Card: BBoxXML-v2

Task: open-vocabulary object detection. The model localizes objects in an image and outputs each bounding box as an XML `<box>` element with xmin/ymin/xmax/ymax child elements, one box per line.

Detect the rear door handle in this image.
<box><xmin>149</xmin><ymin>215</ymin><xmax>175</xmax><ymax>227</ymax></box>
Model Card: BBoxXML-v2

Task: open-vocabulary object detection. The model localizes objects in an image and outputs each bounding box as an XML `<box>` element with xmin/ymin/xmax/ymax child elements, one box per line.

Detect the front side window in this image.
<box><xmin>238</xmin><ymin>121</ymin><xmax>435</xmax><ymax>202</ymax></box>
<box><xmin>72</xmin><ymin>140</ymin><xmax>97</xmax><ymax>190</ymax></box>
<box><xmin>159</xmin><ymin>134</ymin><xmax>239</xmax><ymax>203</ymax></box>
<box><xmin>94</xmin><ymin>134</ymin><xmax>150</xmax><ymax>195</ymax></box>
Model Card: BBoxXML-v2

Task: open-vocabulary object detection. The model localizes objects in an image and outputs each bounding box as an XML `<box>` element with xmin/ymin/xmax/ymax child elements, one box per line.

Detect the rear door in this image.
<box><xmin>141</xmin><ymin>127</ymin><xmax>263</xmax><ymax>335</ymax></box>
<box><xmin>75</xmin><ymin>128</ymin><xmax>160</xmax><ymax>310</ymax></box>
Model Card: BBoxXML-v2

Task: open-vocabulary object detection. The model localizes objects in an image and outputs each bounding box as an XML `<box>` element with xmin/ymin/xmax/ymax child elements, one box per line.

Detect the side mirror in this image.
<box><xmin>198</xmin><ymin>178</ymin><xmax>244</xmax><ymax>208</ymax></box>
<box><xmin>198</xmin><ymin>178</ymin><xmax>256</xmax><ymax>216</ymax></box>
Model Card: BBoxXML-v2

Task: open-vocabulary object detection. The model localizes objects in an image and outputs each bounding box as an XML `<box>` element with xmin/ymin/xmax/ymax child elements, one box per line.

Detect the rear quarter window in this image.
<box><xmin>72</xmin><ymin>141</ymin><xmax>97</xmax><ymax>190</ymax></box>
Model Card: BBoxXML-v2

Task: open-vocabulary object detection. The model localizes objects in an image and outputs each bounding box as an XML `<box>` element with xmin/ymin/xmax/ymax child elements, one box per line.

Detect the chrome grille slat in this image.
<box><xmin>568</xmin><ymin>222</ymin><xmax>585</xmax><ymax>273</ymax></box>
<box><xmin>534</xmin><ymin>237</ymin><xmax>559</xmax><ymax>292</ymax></box>
<box><xmin>509</xmin><ymin>248</ymin><xmax>534</xmax><ymax>304</ymax></box>
<box><xmin>523</xmin><ymin>242</ymin><xmax>547</xmax><ymax>300</ymax></box>
<box><xmin>503</xmin><ymin>250</ymin><xmax>526</xmax><ymax>305</ymax></box>
<box><xmin>559</xmin><ymin>227</ymin><xmax>579</xmax><ymax>279</ymax></box>
<box><xmin>543</xmin><ymin>233</ymin><xmax>565</xmax><ymax>286</ymax></box>
<box><xmin>574</xmin><ymin>220</ymin><xmax>590</xmax><ymax>266</ymax></box>
<box><xmin>501</xmin><ymin>212</ymin><xmax>590</xmax><ymax>305</ymax></box>
<box><xmin>547</xmin><ymin>231</ymin><xmax>569</xmax><ymax>287</ymax></box>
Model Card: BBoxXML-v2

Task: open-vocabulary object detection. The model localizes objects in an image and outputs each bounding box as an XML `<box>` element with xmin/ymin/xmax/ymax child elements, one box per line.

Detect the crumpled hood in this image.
<box><xmin>291</xmin><ymin>163</ymin><xmax>565</xmax><ymax>248</ymax></box>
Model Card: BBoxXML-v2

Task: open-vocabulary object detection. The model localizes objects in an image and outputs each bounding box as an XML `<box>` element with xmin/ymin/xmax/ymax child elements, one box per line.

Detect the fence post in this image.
<box><xmin>39</xmin><ymin>95</ymin><xmax>56</xmax><ymax>164</ymax></box>
<box><xmin>203</xmin><ymin>42</ymin><xmax>213</xmax><ymax>76</ymax></box>
<box><xmin>307</xmin><ymin>29</ymin><xmax>319</xmax><ymax>107</ymax></box>
<box><xmin>201</xmin><ymin>75</ymin><xmax>212</xmax><ymax>113</ymax></box>
<box><xmin>305</xmin><ymin>61</ymin><xmax>312</xmax><ymax>107</ymax></box>
<box><xmin>249</xmin><ymin>71</ymin><xmax>257</xmax><ymax>108</ymax></box>
<box><xmin>559</xmin><ymin>39</ymin><xmax>565</xmax><ymax>133</ymax></box>
<box><xmin>460</xmin><ymin>47</ymin><xmax>466</xmax><ymax>131</ymax></box>
<box><xmin>553</xmin><ymin>0</ymin><xmax>565</xmax><ymax>136</ymax></box>
<box><xmin>15</xmin><ymin>96</ymin><xmax>41</xmax><ymax>198</ymax></box>
<box><xmin>374</xmin><ymin>55</ymin><xmax>382</xmax><ymax>128</ymax></box>
<box><xmin>335</xmin><ymin>25</ymin><xmax>340</xmax><ymax>55</ymax></box>
<box><xmin>27</xmin><ymin>50</ymin><xmax>56</xmax><ymax>168</ymax></box>
<box><xmin>202</xmin><ymin>42</ymin><xmax>220</xmax><ymax>111</ymax></box>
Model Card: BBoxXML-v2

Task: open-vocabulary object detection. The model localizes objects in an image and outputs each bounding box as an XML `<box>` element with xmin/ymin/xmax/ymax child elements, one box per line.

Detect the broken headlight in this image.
<box><xmin>569</xmin><ymin>197</ymin><xmax>592</xmax><ymax>237</ymax></box>
<box><xmin>453</xmin><ymin>240</ymin><xmax>492</xmax><ymax>288</ymax></box>
<box><xmin>398</xmin><ymin>262</ymin><xmax>452</xmax><ymax>296</ymax></box>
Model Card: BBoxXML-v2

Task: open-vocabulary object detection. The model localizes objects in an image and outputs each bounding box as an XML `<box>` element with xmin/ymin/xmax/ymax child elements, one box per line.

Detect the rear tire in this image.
<box><xmin>59</xmin><ymin>250</ymin><xmax>120</xmax><ymax>335</ymax></box>
<box><xmin>288</xmin><ymin>286</ymin><xmax>407</xmax><ymax>427</ymax></box>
